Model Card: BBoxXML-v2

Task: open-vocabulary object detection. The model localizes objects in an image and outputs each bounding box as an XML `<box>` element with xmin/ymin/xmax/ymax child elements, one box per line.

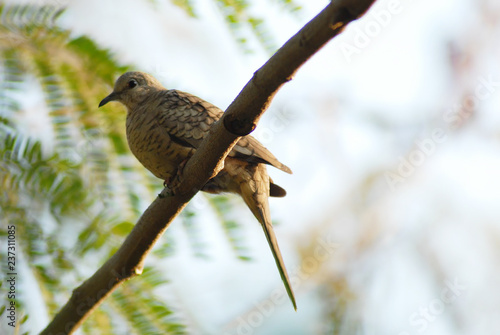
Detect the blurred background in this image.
<box><xmin>0</xmin><ymin>0</ymin><xmax>499</xmax><ymax>334</ymax></box>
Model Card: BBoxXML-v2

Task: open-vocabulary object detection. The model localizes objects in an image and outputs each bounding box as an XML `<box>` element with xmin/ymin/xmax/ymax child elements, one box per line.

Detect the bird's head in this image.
<box><xmin>99</xmin><ymin>71</ymin><xmax>164</xmax><ymax>110</ymax></box>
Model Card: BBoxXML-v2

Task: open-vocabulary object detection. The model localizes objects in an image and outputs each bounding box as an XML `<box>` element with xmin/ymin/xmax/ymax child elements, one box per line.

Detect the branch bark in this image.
<box><xmin>40</xmin><ymin>0</ymin><xmax>376</xmax><ymax>333</ymax></box>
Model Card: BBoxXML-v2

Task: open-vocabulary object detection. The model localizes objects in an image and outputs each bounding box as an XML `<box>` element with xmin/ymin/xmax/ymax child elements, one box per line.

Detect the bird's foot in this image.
<box><xmin>160</xmin><ymin>159</ymin><xmax>189</xmax><ymax>197</ymax></box>
<box><xmin>177</xmin><ymin>158</ymin><xmax>188</xmax><ymax>176</ymax></box>
<box><xmin>172</xmin><ymin>158</ymin><xmax>188</xmax><ymax>184</ymax></box>
<box><xmin>158</xmin><ymin>186</ymin><xmax>174</xmax><ymax>198</ymax></box>
<box><xmin>163</xmin><ymin>179</ymin><xmax>170</xmax><ymax>188</ymax></box>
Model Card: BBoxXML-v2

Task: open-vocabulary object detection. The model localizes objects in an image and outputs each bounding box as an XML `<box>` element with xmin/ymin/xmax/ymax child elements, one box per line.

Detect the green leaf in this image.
<box><xmin>110</xmin><ymin>221</ymin><xmax>134</xmax><ymax>236</ymax></box>
<box><xmin>66</xmin><ymin>36</ymin><xmax>128</xmax><ymax>84</ymax></box>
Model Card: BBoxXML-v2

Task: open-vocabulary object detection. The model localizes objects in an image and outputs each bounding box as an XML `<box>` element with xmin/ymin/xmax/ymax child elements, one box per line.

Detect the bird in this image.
<box><xmin>99</xmin><ymin>71</ymin><xmax>296</xmax><ymax>310</ymax></box>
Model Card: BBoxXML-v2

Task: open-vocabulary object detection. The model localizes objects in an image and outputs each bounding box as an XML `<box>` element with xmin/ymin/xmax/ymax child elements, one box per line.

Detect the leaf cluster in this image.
<box><xmin>0</xmin><ymin>5</ymin><xmax>184</xmax><ymax>334</ymax></box>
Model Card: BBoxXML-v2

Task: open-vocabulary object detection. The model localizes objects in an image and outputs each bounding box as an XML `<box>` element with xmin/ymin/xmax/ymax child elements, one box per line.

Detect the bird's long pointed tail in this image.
<box><xmin>256</xmin><ymin>206</ymin><xmax>297</xmax><ymax>311</ymax></box>
<box><xmin>239</xmin><ymin>169</ymin><xmax>297</xmax><ymax>310</ymax></box>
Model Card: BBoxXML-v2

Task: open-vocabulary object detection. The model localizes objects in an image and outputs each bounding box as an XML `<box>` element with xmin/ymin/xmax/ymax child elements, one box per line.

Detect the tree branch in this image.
<box><xmin>40</xmin><ymin>0</ymin><xmax>376</xmax><ymax>333</ymax></box>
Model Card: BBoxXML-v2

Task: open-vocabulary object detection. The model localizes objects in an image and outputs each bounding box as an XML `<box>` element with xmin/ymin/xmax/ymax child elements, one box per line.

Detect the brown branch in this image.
<box><xmin>40</xmin><ymin>0</ymin><xmax>376</xmax><ymax>334</ymax></box>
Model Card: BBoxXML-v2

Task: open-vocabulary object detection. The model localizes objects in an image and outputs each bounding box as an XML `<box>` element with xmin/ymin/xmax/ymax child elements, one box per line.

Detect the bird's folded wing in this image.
<box><xmin>157</xmin><ymin>89</ymin><xmax>292</xmax><ymax>174</ymax></box>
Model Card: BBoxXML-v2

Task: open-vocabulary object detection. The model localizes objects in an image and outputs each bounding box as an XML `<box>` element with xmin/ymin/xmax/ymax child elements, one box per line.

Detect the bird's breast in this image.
<box><xmin>126</xmin><ymin>111</ymin><xmax>192</xmax><ymax>180</ymax></box>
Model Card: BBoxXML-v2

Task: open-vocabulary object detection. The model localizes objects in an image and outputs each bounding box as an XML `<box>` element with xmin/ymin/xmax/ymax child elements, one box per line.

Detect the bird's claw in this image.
<box><xmin>158</xmin><ymin>185</ymin><xmax>174</xmax><ymax>198</ymax></box>
<box><xmin>160</xmin><ymin>159</ymin><xmax>189</xmax><ymax>197</ymax></box>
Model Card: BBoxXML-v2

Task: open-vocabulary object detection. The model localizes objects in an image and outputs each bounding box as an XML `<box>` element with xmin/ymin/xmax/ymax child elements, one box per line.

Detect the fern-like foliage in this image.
<box><xmin>169</xmin><ymin>0</ymin><xmax>302</xmax><ymax>54</ymax></box>
<box><xmin>207</xmin><ymin>195</ymin><xmax>252</xmax><ymax>261</ymax></box>
<box><xmin>0</xmin><ymin>4</ymin><xmax>184</xmax><ymax>334</ymax></box>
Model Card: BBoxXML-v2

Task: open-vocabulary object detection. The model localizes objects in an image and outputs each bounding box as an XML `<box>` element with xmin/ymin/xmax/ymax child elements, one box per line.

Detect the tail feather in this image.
<box><xmin>239</xmin><ymin>166</ymin><xmax>297</xmax><ymax>310</ymax></box>
<box><xmin>255</xmin><ymin>206</ymin><xmax>297</xmax><ymax>311</ymax></box>
<box><xmin>269</xmin><ymin>179</ymin><xmax>287</xmax><ymax>198</ymax></box>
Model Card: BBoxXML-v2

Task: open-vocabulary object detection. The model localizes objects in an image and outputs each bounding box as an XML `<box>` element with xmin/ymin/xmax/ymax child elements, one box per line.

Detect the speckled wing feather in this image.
<box><xmin>156</xmin><ymin>89</ymin><xmax>292</xmax><ymax>174</ymax></box>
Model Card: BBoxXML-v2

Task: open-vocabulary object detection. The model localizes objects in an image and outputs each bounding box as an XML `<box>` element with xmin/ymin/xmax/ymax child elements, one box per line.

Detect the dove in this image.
<box><xmin>99</xmin><ymin>71</ymin><xmax>296</xmax><ymax>310</ymax></box>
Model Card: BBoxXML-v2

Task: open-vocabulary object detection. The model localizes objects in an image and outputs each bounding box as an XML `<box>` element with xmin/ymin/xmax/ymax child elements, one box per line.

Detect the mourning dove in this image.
<box><xmin>99</xmin><ymin>71</ymin><xmax>296</xmax><ymax>310</ymax></box>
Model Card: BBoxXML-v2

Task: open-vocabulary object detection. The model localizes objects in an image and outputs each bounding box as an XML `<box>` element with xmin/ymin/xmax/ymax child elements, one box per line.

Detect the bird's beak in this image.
<box><xmin>99</xmin><ymin>92</ymin><xmax>119</xmax><ymax>107</ymax></box>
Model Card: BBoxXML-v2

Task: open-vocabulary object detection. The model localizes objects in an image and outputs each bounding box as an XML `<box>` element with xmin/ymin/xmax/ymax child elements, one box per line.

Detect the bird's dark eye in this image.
<box><xmin>128</xmin><ymin>79</ymin><xmax>138</xmax><ymax>89</ymax></box>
